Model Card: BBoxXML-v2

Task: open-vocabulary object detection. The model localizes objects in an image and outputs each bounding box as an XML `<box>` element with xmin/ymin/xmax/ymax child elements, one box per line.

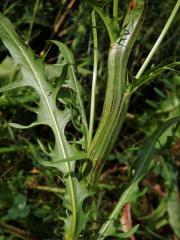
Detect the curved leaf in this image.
<box><xmin>167</xmin><ymin>185</ymin><xmax>180</xmax><ymax>238</ymax></box>
<box><xmin>83</xmin><ymin>0</ymin><xmax>116</xmax><ymax>42</ymax></box>
<box><xmin>97</xmin><ymin>116</ymin><xmax>180</xmax><ymax>240</ymax></box>
<box><xmin>130</xmin><ymin>61</ymin><xmax>180</xmax><ymax>93</ymax></box>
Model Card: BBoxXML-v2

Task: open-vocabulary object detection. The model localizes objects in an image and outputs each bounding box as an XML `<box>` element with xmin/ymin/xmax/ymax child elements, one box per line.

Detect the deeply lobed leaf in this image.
<box><xmin>0</xmin><ymin>12</ymin><xmax>91</xmax><ymax>239</ymax></box>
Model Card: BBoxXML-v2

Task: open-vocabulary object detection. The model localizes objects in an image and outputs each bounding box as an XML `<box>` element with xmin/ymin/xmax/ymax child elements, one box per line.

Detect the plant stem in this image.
<box><xmin>0</xmin><ymin>223</ymin><xmax>31</xmax><ymax>240</ymax></box>
<box><xmin>68</xmin><ymin>175</ymin><xmax>77</xmax><ymax>239</ymax></box>
<box><xmin>29</xmin><ymin>185</ymin><xmax>65</xmax><ymax>194</ymax></box>
<box><xmin>88</xmin><ymin>0</ymin><xmax>145</xmax><ymax>186</ymax></box>
<box><xmin>88</xmin><ymin>10</ymin><xmax>98</xmax><ymax>147</ymax></box>
<box><xmin>26</xmin><ymin>0</ymin><xmax>40</xmax><ymax>44</ymax></box>
<box><xmin>0</xmin><ymin>146</ymin><xmax>27</xmax><ymax>153</ymax></box>
<box><xmin>0</xmin><ymin>93</ymin><xmax>37</xmax><ymax>107</ymax></box>
<box><xmin>136</xmin><ymin>0</ymin><xmax>180</xmax><ymax>79</ymax></box>
<box><xmin>113</xmin><ymin>0</ymin><xmax>119</xmax><ymax>19</ymax></box>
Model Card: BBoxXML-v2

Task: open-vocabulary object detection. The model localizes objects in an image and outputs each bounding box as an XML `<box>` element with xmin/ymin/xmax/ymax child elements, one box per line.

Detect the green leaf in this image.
<box><xmin>0</xmin><ymin>13</ymin><xmax>89</xmax><ymax>239</ymax></box>
<box><xmin>45</xmin><ymin>62</ymin><xmax>64</xmax><ymax>80</ymax></box>
<box><xmin>97</xmin><ymin>116</ymin><xmax>180</xmax><ymax>239</ymax></box>
<box><xmin>9</xmin><ymin>121</ymin><xmax>41</xmax><ymax>129</ymax></box>
<box><xmin>130</xmin><ymin>62</ymin><xmax>180</xmax><ymax>93</ymax></box>
<box><xmin>139</xmin><ymin>200</ymin><xmax>167</xmax><ymax>222</ymax></box>
<box><xmin>0</xmin><ymin>12</ymin><xmax>82</xmax><ymax>173</ymax></box>
<box><xmin>83</xmin><ymin>0</ymin><xmax>116</xmax><ymax>42</ymax></box>
<box><xmin>167</xmin><ymin>185</ymin><xmax>180</xmax><ymax>238</ymax></box>
<box><xmin>163</xmin><ymin>159</ymin><xmax>180</xmax><ymax>238</ymax></box>
<box><xmin>50</xmin><ymin>40</ymin><xmax>88</xmax><ymax>140</ymax></box>
<box><xmin>0</xmin><ymin>237</ymin><xmax>5</xmax><ymax>240</ymax></box>
<box><xmin>117</xmin><ymin>225</ymin><xmax>139</xmax><ymax>238</ymax></box>
<box><xmin>64</xmin><ymin>178</ymin><xmax>94</xmax><ymax>239</ymax></box>
<box><xmin>0</xmin><ymin>80</ymin><xmax>26</xmax><ymax>92</ymax></box>
<box><xmin>7</xmin><ymin>194</ymin><xmax>30</xmax><ymax>220</ymax></box>
<box><xmin>0</xmin><ymin>56</ymin><xmax>15</xmax><ymax>81</ymax></box>
<box><xmin>0</xmin><ymin>180</ymin><xmax>13</xmax><ymax>207</ymax></box>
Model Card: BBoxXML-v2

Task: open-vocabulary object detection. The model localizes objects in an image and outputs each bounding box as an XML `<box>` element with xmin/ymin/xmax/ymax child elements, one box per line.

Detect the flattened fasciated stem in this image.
<box><xmin>87</xmin><ymin>0</ymin><xmax>145</xmax><ymax>186</ymax></box>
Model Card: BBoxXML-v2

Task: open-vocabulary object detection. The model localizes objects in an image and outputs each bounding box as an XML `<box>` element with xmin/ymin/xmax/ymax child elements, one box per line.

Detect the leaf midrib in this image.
<box><xmin>0</xmin><ymin>21</ymin><xmax>66</xmax><ymax>159</ymax></box>
<box><xmin>0</xmin><ymin>18</ymin><xmax>77</xmax><ymax>237</ymax></box>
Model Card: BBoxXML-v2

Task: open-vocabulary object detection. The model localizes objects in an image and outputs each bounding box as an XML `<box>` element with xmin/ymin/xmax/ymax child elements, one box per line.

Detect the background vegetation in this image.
<box><xmin>0</xmin><ymin>0</ymin><xmax>179</xmax><ymax>239</ymax></box>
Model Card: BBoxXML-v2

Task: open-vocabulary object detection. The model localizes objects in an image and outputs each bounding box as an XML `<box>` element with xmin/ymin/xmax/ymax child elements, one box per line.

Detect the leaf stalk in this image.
<box><xmin>136</xmin><ymin>0</ymin><xmax>180</xmax><ymax>79</ymax></box>
<box><xmin>113</xmin><ymin>0</ymin><xmax>119</xmax><ymax>19</ymax></box>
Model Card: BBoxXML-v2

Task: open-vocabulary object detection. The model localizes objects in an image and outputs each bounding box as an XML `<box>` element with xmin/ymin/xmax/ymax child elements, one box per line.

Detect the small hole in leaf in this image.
<box><xmin>75</xmin><ymin>159</ymin><xmax>93</xmax><ymax>181</ymax></box>
<box><xmin>12</xmin><ymin>106</ymin><xmax>37</xmax><ymax>126</ymax></box>
<box><xmin>56</xmin><ymin>99</ymin><xmax>66</xmax><ymax>111</ymax></box>
<box><xmin>56</xmin><ymin>87</ymin><xmax>72</xmax><ymax>111</ymax></box>
<box><xmin>82</xmin><ymin>159</ymin><xmax>93</xmax><ymax>177</ymax></box>
<box><xmin>8</xmin><ymin>86</ymin><xmax>39</xmax><ymax>124</ymax></box>
<box><xmin>82</xmin><ymin>196</ymin><xmax>93</xmax><ymax>213</ymax></box>
<box><xmin>33</xmin><ymin>124</ymin><xmax>56</xmax><ymax>151</ymax></box>
<box><xmin>64</xmin><ymin>119</ymin><xmax>84</xmax><ymax>144</ymax></box>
